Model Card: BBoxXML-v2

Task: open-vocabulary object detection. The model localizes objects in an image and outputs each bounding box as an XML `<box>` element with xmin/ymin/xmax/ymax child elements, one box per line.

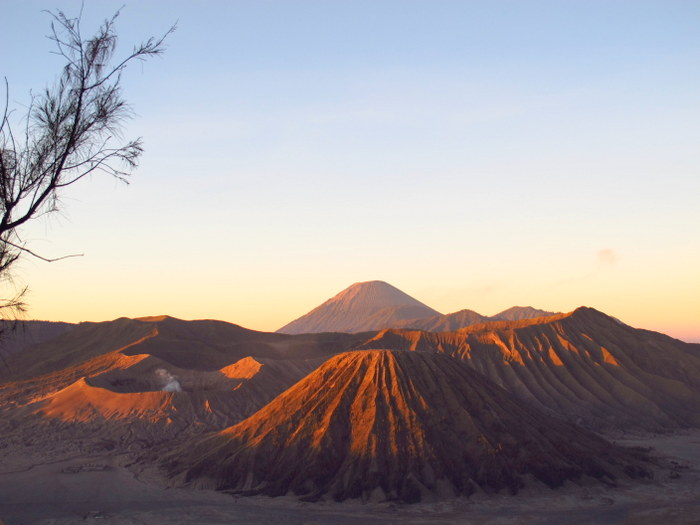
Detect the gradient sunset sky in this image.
<box><xmin>3</xmin><ymin>1</ymin><xmax>699</xmax><ymax>342</ymax></box>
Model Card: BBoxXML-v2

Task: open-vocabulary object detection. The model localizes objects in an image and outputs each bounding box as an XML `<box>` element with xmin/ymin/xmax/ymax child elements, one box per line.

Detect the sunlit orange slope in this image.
<box><xmin>38</xmin><ymin>377</ymin><xmax>174</xmax><ymax>422</ymax></box>
<box><xmin>163</xmin><ymin>350</ymin><xmax>649</xmax><ymax>503</ymax></box>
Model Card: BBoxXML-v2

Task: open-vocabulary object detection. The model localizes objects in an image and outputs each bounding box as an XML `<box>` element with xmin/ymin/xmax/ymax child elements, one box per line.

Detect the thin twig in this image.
<box><xmin>3</xmin><ymin>239</ymin><xmax>83</xmax><ymax>262</ymax></box>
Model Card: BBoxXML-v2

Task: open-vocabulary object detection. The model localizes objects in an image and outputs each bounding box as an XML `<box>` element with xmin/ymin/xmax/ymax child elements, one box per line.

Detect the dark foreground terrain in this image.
<box><xmin>0</xmin><ymin>430</ymin><xmax>699</xmax><ymax>524</ymax></box>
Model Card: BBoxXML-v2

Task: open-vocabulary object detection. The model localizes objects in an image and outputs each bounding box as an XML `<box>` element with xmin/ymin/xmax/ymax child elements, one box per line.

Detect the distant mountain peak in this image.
<box><xmin>276</xmin><ymin>281</ymin><xmax>441</xmax><ymax>334</ymax></box>
<box><xmin>329</xmin><ymin>280</ymin><xmax>425</xmax><ymax>306</ymax></box>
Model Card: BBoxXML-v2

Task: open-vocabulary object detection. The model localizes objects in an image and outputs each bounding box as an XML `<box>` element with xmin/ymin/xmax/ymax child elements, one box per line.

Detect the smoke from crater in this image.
<box><xmin>155</xmin><ymin>368</ymin><xmax>182</xmax><ymax>392</ymax></box>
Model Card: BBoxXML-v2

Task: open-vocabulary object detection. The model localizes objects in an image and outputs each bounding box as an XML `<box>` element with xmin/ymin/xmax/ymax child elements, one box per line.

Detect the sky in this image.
<box><xmin>2</xmin><ymin>0</ymin><xmax>699</xmax><ymax>342</ymax></box>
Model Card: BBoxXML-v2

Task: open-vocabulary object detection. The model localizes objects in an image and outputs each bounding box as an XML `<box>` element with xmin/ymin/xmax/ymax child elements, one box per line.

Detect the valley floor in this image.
<box><xmin>0</xmin><ymin>430</ymin><xmax>699</xmax><ymax>525</ymax></box>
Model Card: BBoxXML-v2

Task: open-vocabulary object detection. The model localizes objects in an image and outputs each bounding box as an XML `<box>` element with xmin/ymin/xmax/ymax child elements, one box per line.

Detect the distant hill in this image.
<box><xmin>163</xmin><ymin>350</ymin><xmax>650</xmax><ymax>502</ymax></box>
<box><xmin>490</xmin><ymin>306</ymin><xmax>555</xmax><ymax>321</ymax></box>
<box><xmin>393</xmin><ymin>309</ymin><xmax>489</xmax><ymax>331</ymax></box>
<box><xmin>276</xmin><ymin>281</ymin><xmax>441</xmax><ymax>334</ymax></box>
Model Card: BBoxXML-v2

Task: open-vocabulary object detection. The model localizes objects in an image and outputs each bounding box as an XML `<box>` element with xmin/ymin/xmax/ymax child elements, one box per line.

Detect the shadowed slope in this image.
<box><xmin>358</xmin><ymin>308</ymin><xmax>700</xmax><ymax>431</ymax></box>
<box><xmin>277</xmin><ymin>281</ymin><xmax>441</xmax><ymax>334</ymax></box>
<box><xmin>0</xmin><ymin>320</ymin><xmax>75</xmax><ymax>358</ymax></box>
<box><xmin>164</xmin><ymin>350</ymin><xmax>650</xmax><ymax>503</ymax></box>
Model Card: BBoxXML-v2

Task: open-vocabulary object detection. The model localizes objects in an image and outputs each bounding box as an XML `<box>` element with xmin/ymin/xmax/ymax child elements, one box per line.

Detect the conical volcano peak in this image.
<box><xmin>277</xmin><ymin>281</ymin><xmax>441</xmax><ymax>334</ymax></box>
<box><xmin>330</xmin><ymin>280</ymin><xmax>429</xmax><ymax>307</ymax></box>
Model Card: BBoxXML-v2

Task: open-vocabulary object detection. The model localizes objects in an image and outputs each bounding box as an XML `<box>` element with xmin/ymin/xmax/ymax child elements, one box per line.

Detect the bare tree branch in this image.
<box><xmin>0</xmin><ymin>7</ymin><xmax>174</xmax><ymax>320</ymax></box>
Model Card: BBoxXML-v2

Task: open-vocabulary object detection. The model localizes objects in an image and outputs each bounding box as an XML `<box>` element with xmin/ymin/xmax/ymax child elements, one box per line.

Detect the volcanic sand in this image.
<box><xmin>0</xmin><ymin>430</ymin><xmax>698</xmax><ymax>524</ymax></box>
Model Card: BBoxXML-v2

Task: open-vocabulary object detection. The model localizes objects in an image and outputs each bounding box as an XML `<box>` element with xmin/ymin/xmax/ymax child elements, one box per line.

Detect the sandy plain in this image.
<box><xmin>0</xmin><ymin>429</ymin><xmax>698</xmax><ymax>525</ymax></box>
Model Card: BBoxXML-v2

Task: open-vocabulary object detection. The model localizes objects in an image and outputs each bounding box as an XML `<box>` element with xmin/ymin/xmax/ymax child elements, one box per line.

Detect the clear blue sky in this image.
<box><xmin>3</xmin><ymin>1</ymin><xmax>699</xmax><ymax>341</ymax></box>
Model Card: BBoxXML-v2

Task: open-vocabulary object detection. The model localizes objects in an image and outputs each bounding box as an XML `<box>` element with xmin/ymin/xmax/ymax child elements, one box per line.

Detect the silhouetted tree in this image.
<box><xmin>0</xmin><ymin>8</ymin><xmax>174</xmax><ymax>317</ymax></box>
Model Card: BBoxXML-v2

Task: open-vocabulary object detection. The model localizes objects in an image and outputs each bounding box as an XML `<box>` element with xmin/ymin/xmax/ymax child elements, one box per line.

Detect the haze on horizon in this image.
<box><xmin>2</xmin><ymin>0</ymin><xmax>698</xmax><ymax>342</ymax></box>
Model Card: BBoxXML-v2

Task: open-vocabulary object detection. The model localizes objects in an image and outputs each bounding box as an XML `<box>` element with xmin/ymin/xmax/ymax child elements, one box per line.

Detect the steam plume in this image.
<box><xmin>155</xmin><ymin>368</ymin><xmax>182</xmax><ymax>392</ymax></box>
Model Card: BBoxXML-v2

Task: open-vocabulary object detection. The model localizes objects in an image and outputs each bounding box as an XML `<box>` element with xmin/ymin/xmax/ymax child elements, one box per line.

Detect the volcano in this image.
<box><xmin>276</xmin><ymin>281</ymin><xmax>441</xmax><ymax>334</ymax></box>
<box><xmin>164</xmin><ymin>350</ymin><xmax>649</xmax><ymax>502</ymax></box>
